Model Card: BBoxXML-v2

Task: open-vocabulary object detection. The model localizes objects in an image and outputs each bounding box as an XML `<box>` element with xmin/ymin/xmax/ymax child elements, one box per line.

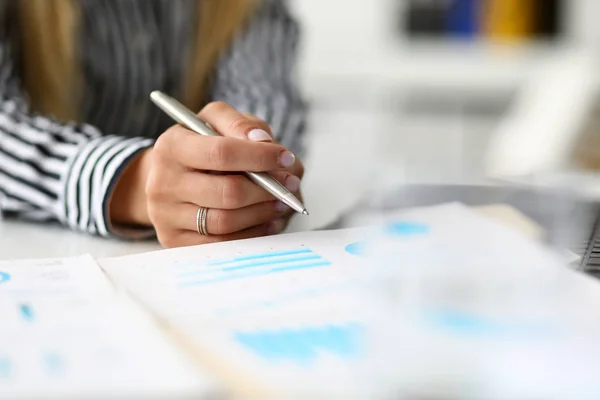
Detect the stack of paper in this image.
<box><xmin>0</xmin><ymin>255</ymin><xmax>216</xmax><ymax>399</ymax></box>
<box><xmin>5</xmin><ymin>203</ymin><xmax>600</xmax><ymax>398</ymax></box>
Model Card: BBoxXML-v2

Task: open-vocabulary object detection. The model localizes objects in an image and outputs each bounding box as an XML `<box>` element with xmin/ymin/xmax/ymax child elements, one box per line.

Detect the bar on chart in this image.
<box><xmin>0</xmin><ymin>271</ymin><xmax>10</xmax><ymax>284</ymax></box>
<box><xmin>19</xmin><ymin>303</ymin><xmax>34</xmax><ymax>322</ymax></box>
<box><xmin>235</xmin><ymin>323</ymin><xmax>363</xmax><ymax>364</ymax></box>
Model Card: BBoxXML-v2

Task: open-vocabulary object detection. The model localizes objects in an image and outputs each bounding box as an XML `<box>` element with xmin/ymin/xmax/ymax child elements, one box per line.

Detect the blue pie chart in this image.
<box><xmin>345</xmin><ymin>242</ymin><xmax>364</xmax><ymax>256</ymax></box>
<box><xmin>345</xmin><ymin>222</ymin><xmax>430</xmax><ymax>256</ymax></box>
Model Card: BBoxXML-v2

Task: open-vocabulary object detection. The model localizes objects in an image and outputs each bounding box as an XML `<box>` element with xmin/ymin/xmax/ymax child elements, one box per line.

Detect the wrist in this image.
<box><xmin>109</xmin><ymin>148</ymin><xmax>153</xmax><ymax>226</ymax></box>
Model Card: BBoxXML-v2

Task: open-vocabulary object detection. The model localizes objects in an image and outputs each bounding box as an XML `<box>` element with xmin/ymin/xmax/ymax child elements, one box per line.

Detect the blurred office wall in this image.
<box><xmin>288</xmin><ymin>0</ymin><xmax>600</xmax><ymax>183</ymax></box>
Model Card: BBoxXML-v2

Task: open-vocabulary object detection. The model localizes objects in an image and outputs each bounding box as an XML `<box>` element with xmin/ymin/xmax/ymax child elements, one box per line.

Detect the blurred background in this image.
<box><xmin>286</xmin><ymin>0</ymin><xmax>600</xmax><ymax>231</ymax></box>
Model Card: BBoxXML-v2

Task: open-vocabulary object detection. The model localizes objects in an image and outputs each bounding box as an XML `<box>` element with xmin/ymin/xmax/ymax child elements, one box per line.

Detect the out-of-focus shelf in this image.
<box><xmin>299</xmin><ymin>40</ymin><xmax>578</xmax><ymax>98</ymax></box>
<box><xmin>389</xmin><ymin>39</ymin><xmax>568</xmax><ymax>91</ymax></box>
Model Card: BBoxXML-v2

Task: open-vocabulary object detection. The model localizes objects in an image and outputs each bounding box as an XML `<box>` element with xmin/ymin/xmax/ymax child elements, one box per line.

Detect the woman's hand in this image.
<box><xmin>110</xmin><ymin>101</ymin><xmax>304</xmax><ymax>247</ymax></box>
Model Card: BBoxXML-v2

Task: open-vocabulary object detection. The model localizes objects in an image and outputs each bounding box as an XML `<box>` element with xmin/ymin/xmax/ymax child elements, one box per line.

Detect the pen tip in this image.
<box><xmin>302</xmin><ymin>210</ymin><xmax>309</xmax><ymax>215</ymax></box>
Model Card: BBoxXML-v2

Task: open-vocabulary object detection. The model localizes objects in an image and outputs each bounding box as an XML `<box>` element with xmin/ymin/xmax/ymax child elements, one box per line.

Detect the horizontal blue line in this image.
<box><xmin>178</xmin><ymin>254</ymin><xmax>323</xmax><ymax>278</ymax></box>
<box><xmin>271</xmin><ymin>261</ymin><xmax>331</xmax><ymax>273</ymax></box>
<box><xmin>223</xmin><ymin>254</ymin><xmax>322</xmax><ymax>271</ymax></box>
<box><xmin>178</xmin><ymin>261</ymin><xmax>331</xmax><ymax>288</ymax></box>
<box><xmin>207</xmin><ymin>249</ymin><xmax>313</xmax><ymax>266</ymax></box>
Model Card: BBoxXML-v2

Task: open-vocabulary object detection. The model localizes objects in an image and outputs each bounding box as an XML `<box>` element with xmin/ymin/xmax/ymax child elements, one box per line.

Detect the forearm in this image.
<box><xmin>0</xmin><ymin>18</ymin><xmax>157</xmax><ymax>238</ymax></box>
<box><xmin>109</xmin><ymin>148</ymin><xmax>152</xmax><ymax>227</ymax></box>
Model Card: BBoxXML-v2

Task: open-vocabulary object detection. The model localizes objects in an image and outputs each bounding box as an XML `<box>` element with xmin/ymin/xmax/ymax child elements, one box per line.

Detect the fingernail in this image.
<box><xmin>267</xmin><ymin>219</ymin><xmax>285</xmax><ymax>235</ymax></box>
<box><xmin>279</xmin><ymin>151</ymin><xmax>296</xmax><ymax>167</ymax></box>
<box><xmin>247</xmin><ymin>129</ymin><xmax>272</xmax><ymax>142</ymax></box>
<box><xmin>284</xmin><ymin>175</ymin><xmax>301</xmax><ymax>192</ymax></box>
<box><xmin>275</xmin><ymin>201</ymin><xmax>289</xmax><ymax>213</ymax></box>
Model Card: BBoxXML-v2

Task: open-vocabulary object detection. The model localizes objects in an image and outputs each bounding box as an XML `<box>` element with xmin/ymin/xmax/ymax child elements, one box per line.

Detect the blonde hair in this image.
<box><xmin>17</xmin><ymin>0</ymin><xmax>258</xmax><ymax>122</ymax></box>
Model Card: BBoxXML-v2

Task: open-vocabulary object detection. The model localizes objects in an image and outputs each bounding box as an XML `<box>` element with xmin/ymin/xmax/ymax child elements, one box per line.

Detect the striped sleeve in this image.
<box><xmin>0</xmin><ymin>21</ymin><xmax>153</xmax><ymax>238</ymax></box>
<box><xmin>210</xmin><ymin>0</ymin><xmax>307</xmax><ymax>156</ymax></box>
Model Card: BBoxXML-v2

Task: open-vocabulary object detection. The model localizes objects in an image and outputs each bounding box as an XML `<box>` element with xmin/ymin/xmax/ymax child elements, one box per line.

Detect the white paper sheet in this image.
<box><xmin>101</xmin><ymin>227</ymin><xmax>393</xmax><ymax>397</ymax></box>
<box><xmin>100</xmin><ymin>204</ymin><xmax>600</xmax><ymax>399</ymax></box>
<box><xmin>0</xmin><ymin>255</ymin><xmax>216</xmax><ymax>399</ymax></box>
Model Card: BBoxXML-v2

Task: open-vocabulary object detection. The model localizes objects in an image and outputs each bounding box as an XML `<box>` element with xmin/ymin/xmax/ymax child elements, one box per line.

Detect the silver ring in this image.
<box><xmin>196</xmin><ymin>207</ymin><xmax>209</xmax><ymax>236</ymax></box>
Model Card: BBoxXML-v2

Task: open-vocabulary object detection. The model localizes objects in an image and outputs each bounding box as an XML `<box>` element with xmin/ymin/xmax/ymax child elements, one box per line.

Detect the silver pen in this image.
<box><xmin>150</xmin><ymin>91</ymin><xmax>309</xmax><ymax>215</ymax></box>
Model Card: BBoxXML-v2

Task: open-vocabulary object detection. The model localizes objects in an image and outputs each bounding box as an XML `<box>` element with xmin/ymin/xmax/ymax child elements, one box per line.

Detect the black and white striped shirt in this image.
<box><xmin>0</xmin><ymin>0</ymin><xmax>306</xmax><ymax>237</ymax></box>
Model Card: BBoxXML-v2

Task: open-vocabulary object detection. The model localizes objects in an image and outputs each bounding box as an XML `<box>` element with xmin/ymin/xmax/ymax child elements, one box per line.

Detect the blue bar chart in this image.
<box><xmin>235</xmin><ymin>323</ymin><xmax>363</xmax><ymax>364</ymax></box>
<box><xmin>176</xmin><ymin>248</ymin><xmax>331</xmax><ymax>288</ymax></box>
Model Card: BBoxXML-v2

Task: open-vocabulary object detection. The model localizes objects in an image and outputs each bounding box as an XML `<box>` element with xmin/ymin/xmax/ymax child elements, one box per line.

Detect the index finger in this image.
<box><xmin>200</xmin><ymin>101</ymin><xmax>273</xmax><ymax>142</ymax></box>
<box><xmin>166</xmin><ymin>126</ymin><xmax>296</xmax><ymax>172</ymax></box>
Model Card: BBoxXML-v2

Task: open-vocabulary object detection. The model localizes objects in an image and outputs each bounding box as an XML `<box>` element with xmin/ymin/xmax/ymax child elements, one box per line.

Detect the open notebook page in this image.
<box><xmin>0</xmin><ymin>255</ymin><xmax>217</xmax><ymax>399</ymax></box>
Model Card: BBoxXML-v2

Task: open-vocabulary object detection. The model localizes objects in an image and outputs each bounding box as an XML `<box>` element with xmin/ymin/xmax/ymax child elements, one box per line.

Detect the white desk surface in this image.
<box><xmin>0</xmin><ymin>206</ymin><xmax>343</xmax><ymax>260</ymax></box>
<box><xmin>0</xmin><ymin>219</ymin><xmax>161</xmax><ymax>260</ymax></box>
